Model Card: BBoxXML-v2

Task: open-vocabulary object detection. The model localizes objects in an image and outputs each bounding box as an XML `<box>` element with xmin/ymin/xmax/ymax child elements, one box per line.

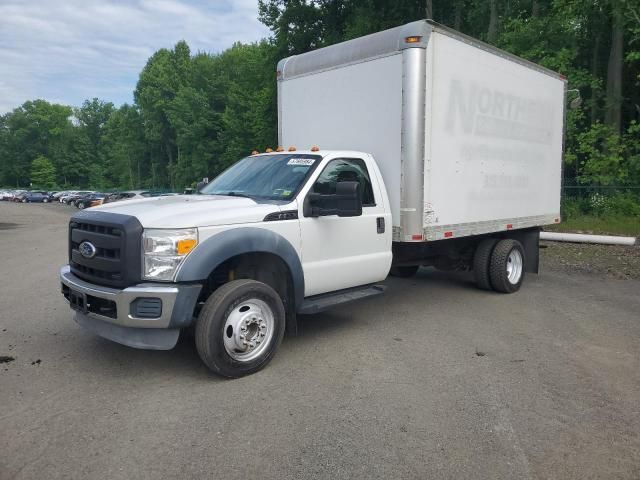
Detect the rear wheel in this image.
<box><xmin>43</xmin><ymin>198</ymin><xmax>49</xmax><ymax>203</ymax></box>
<box><xmin>489</xmin><ymin>239</ymin><xmax>525</xmax><ymax>293</ymax></box>
<box><xmin>195</xmin><ymin>279</ymin><xmax>285</xmax><ymax>378</ymax></box>
<box><xmin>389</xmin><ymin>265</ymin><xmax>419</xmax><ymax>278</ymax></box>
<box><xmin>473</xmin><ymin>238</ymin><xmax>498</xmax><ymax>290</ymax></box>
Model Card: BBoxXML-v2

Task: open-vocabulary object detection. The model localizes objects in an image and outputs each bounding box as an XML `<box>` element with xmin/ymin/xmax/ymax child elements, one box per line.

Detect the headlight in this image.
<box><xmin>142</xmin><ymin>228</ymin><xmax>198</xmax><ymax>281</ymax></box>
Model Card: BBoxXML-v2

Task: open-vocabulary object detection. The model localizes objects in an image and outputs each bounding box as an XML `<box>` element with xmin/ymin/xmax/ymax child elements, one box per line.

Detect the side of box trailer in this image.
<box><xmin>278</xmin><ymin>20</ymin><xmax>566</xmax><ymax>243</ymax></box>
<box><xmin>423</xmin><ymin>28</ymin><xmax>565</xmax><ymax>241</ymax></box>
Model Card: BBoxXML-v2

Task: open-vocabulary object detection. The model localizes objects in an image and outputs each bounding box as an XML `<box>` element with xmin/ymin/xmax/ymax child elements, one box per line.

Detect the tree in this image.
<box><xmin>0</xmin><ymin>100</ymin><xmax>72</xmax><ymax>187</ymax></box>
<box><xmin>134</xmin><ymin>41</ymin><xmax>192</xmax><ymax>189</ymax></box>
<box><xmin>605</xmin><ymin>1</ymin><xmax>624</xmax><ymax>133</ymax></box>
<box><xmin>30</xmin><ymin>156</ymin><xmax>56</xmax><ymax>189</ymax></box>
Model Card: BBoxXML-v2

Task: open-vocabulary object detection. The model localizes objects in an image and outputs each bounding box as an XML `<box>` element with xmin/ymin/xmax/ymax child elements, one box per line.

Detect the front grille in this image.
<box><xmin>68</xmin><ymin>211</ymin><xmax>143</xmax><ymax>288</ymax></box>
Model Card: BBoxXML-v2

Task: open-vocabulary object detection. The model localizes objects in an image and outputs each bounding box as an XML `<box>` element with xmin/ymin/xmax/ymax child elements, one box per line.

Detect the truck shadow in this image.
<box><xmin>74</xmin><ymin>268</ymin><xmax>479</xmax><ymax>380</ymax></box>
<box><xmin>79</xmin><ymin>330</ymin><xmax>220</xmax><ymax>381</ymax></box>
<box><xmin>290</xmin><ymin>267</ymin><xmax>478</xmax><ymax>342</ymax></box>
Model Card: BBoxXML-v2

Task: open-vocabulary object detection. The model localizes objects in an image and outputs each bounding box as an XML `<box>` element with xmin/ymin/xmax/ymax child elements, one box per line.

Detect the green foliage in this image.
<box><xmin>1</xmin><ymin>0</ymin><xmax>639</xmax><ymax>195</ymax></box>
<box><xmin>562</xmin><ymin>190</ymin><xmax>640</xmax><ymax>219</ymax></box>
<box><xmin>30</xmin><ymin>155</ymin><xmax>57</xmax><ymax>189</ymax></box>
<box><xmin>574</xmin><ymin>122</ymin><xmax>640</xmax><ymax>186</ymax></box>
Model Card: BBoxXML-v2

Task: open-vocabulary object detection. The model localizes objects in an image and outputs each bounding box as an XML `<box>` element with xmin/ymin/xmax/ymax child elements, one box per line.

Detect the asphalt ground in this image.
<box><xmin>1</xmin><ymin>202</ymin><xmax>639</xmax><ymax>480</ymax></box>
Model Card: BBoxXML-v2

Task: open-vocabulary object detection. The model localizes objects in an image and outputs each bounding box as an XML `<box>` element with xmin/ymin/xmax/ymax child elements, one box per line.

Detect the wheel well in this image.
<box><xmin>197</xmin><ymin>252</ymin><xmax>295</xmax><ymax>321</ymax></box>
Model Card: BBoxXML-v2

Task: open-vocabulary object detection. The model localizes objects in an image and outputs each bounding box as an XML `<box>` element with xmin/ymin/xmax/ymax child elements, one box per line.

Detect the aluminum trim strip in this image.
<box><xmin>423</xmin><ymin>214</ymin><xmax>559</xmax><ymax>241</ymax></box>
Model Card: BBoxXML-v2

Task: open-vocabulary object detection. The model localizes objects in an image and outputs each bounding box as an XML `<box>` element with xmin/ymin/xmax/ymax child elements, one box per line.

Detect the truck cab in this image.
<box><xmin>60</xmin><ymin>149</ymin><xmax>392</xmax><ymax>377</ymax></box>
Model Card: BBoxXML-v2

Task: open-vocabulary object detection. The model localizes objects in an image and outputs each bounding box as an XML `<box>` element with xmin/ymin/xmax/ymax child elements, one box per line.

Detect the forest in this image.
<box><xmin>1</xmin><ymin>0</ymin><xmax>639</xmax><ymax>211</ymax></box>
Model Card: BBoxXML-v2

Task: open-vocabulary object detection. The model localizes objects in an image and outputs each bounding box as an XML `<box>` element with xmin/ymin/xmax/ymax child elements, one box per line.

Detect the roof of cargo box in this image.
<box><xmin>277</xmin><ymin>20</ymin><xmax>566</xmax><ymax>82</ymax></box>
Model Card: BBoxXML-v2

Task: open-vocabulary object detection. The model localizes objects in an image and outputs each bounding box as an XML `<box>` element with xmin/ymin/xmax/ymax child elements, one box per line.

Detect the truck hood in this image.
<box><xmin>91</xmin><ymin>195</ymin><xmax>284</xmax><ymax>228</ymax></box>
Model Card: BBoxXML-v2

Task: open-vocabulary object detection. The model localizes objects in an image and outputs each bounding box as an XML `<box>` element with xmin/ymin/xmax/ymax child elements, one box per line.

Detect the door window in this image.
<box><xmin>312</xmin><ymin>158</ymin><xmax>375</xmax><ymax>206</ymax></box>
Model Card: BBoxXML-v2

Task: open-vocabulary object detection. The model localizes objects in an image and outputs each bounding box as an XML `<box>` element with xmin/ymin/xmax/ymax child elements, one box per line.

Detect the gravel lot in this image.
<box><xmin>1</xmin><ymin>202</ymin><xmax>639</xmax><ymax>480</ymax></box>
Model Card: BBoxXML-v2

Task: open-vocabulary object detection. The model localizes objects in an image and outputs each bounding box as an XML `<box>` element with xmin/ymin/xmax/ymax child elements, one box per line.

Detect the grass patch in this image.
<box><xmin>545</xmin><ymin>215</ymin><xmax>640</xmax><ymax>236</ymax></box>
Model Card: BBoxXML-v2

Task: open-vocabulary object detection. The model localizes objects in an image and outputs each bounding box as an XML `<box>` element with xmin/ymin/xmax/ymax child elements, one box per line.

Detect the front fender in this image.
<box><xmin>175</xmin><ymin>227</ymin><xmax>304</xmax><ymax>309</ymax></box>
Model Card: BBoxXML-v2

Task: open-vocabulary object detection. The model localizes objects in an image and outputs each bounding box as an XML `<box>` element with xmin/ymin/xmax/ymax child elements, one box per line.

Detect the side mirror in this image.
<box><xmin>305</xmin><ymin>181</ymin><xmax>363</xmax><ymax>218</ymax></box>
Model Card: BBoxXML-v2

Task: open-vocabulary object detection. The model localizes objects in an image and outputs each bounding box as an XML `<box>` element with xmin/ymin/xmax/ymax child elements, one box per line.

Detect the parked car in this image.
<box><xmin>15</xmin><ymin>191</ymin><xmax>51</xmax><ymax>203</ymax></box>
<box><xmin>59</xmin><ymin>192</ymin><xmax>79</xmax><ymax>203</ymax></box>
<box><xmin>75</xmin><ymin>193</ymin><xmax>106</xmax><ymax>209</ymax></box>
<box><xmin>51</xmin><ymin>191</ymin><xmax>71</xmax><ymax>201</ymax></box>
<box><xmin>2</xmin><ymin>190</ymin><xmax>25</xmax><ymax>201</ymax></box>
<box><xmin>63</xmin><ymin>192</ymin><xmax>94</xmax><ymax>206</ymax></box>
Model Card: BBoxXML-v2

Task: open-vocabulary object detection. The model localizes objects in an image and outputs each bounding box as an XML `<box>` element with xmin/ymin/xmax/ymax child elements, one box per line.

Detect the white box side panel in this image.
<box><xmin>423</xmin><ymin>32</ymin><xmax>564</xmax><ymax>238</ymax></box>
<box><xmin>279</xmin><ymin>54</ymin><xmax>403</xmax><ymax>222</ymax></box>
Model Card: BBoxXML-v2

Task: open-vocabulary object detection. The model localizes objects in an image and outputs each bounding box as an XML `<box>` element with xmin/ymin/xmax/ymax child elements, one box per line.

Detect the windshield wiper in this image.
<box><xmin>212</xmin><ymin>191</ymin><xmax>254</xmax><ymax>199</ymax></box>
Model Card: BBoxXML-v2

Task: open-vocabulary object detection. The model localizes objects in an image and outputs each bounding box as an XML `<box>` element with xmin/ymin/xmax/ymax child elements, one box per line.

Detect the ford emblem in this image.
<box><xmin>79</xmin><ymin>241</ymin><xmax>97</xmax><ymax>259</ymax></box>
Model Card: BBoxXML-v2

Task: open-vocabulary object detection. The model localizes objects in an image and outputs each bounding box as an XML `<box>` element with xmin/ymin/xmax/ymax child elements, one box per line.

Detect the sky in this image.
<box><xmin>0</xmin><ymin>0</ymin><xmax>270</xmax><ymax>113</ymax></box>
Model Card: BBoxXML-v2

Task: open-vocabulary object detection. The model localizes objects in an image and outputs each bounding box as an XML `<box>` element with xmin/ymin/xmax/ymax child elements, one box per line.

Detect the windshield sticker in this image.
<box><xmin>287</xmin><ymin>158</ymin><xmax>315</xmax><ymax>166</ymax></box>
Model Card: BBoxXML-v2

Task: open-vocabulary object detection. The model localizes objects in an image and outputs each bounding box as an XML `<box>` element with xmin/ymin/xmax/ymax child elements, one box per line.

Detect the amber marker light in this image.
<box><xmin>310</xmin><ymin>145</ymin><xmax>320</xmax><ymax>152</ymax></box>
<box><xmin>176</xmin><ymin>238</ymin><xmax>197</xmax><ymax>255</ymax></box>
<box><xmin>265</xmin><ymin>147</ymin><xmax>273</xmax><ymax>153</ymax></box>
<box><xmin>405</xmin><ymin>36</ymin><xmax>422</xmax><ymax>43</ymax></box>
<box><xmin>251</xmin><ymin>150</ymin><xmax>259</xmax><ymax>155</ymax></box>
<box><xmin>288</xmin><ymin>146</ymin><xmax>297</xmax><ymax>152</ymax></box>
<box><xmin>276</xmin><ymin>146</ymin><xmax>285</xmax><ymax>152</ymax></box>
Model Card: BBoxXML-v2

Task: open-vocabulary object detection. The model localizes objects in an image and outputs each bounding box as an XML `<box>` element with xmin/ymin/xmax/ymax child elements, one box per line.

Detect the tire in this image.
<box><xmin>489</xmin><ymin>239</ymin><xmax>525</xmax><ymax>293</ymax></box>
<box><xmin>21</xmin><ymin>198</ymin><xmax>27</xmax><ymax>203</ymax></box>
<box><xmin>195</xmin><ymin>279</ymin><xmax>286</xmax><ymax>378</ymax></box>
<box><xmin>389</xmin><ymin>265</ymin><xmax>419</xmax><ymax>278</ymax></box>
<box><xmin>78</xmin><ymin>202</ymin><xmax>85</xmax><ymax>209</ymax></box>
<box><xmin>43</xmin><ymin>198</ymin><xmax>49</xmax><ymax>203</ymax></box>
<box><xmin>473</xmin><ymin>238</ymin><xmax>498</xmax><ymax>290</ymax></box>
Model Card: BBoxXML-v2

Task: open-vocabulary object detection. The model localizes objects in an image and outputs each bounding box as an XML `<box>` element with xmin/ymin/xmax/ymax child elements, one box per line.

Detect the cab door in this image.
<box><xmin>298</xmin><ymin>156</ymin><xmax>392</xmax><ymax>297</ymax></box>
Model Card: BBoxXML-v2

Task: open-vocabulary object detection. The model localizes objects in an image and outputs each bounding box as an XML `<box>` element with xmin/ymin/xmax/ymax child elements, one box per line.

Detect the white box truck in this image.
<box><xmin>60</xmin><ymin>21</ymin><xmax>565</xmax><ymax>377</ymax></box>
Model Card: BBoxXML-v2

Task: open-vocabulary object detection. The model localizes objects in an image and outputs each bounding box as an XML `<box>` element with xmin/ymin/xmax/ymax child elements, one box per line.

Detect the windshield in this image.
<box><xmin>201</xmin><ymin>154</ymin><xmax>321</xmax><ymax>200</ymax></box>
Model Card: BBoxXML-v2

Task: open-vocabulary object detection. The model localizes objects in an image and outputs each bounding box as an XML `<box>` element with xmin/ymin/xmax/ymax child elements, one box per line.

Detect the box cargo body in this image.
<box><xmin>278</xmin><ymin>20</ymin><xmax>566</xmax><ymax>242</ymax></box>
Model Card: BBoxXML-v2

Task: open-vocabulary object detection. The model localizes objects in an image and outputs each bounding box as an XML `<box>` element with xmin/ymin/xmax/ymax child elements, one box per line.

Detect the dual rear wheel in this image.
<box><xmin>473</xmin><ymin>238</ymin><xmax>525</xmax><ymax>293</ymax></box>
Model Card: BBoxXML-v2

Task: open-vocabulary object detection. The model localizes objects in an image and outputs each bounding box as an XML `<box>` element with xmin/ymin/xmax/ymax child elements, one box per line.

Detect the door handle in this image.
<box><xmin>376</xmin><ymin>217</ymin><xmax>385</xmax><ymax>234</ymax></box>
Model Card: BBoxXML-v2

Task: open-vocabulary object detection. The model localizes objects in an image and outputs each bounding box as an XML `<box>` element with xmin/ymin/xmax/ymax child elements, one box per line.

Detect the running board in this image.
<box><xmin>298</xmin><ymin>285</ymin><xmax>386</xmax><ymax>315</ymax></box>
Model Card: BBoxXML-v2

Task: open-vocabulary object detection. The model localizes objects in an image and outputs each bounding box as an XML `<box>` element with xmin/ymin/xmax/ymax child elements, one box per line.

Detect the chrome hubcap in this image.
<box><xmin>223</xmin><ymin>299</ymin><xmax>274</xmax><ymax>362</ymax></box>
<box><xmin>506</xmin><ymin>249</ymin><xmax>523</xmax><ymax>284</ymax></box>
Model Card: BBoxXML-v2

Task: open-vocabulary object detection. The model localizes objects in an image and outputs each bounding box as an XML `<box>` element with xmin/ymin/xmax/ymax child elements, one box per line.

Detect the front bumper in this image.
<box><xmin>59</xmin><ymin>266</ymin><xmax>201</xmax><ymax>350</ymax></box>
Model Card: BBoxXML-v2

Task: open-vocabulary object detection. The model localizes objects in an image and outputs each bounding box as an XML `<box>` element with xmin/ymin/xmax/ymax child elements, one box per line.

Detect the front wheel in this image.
<box><xmin>195</xmin><ymin>279</ymin><xmax>286</xmax><ymax>378</ymax></box>
<box><xmin>43</xmin><ymin>198</ymin><xmax>49</xmax><ymax>203</ymax></box>
<box><xmin>21</xmin><ymin>198</ymin><xmax>27</xmax><ymax>203</ymax></box>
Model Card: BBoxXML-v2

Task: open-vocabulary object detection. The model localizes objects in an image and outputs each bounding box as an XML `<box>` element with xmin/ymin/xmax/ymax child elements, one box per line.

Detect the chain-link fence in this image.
<box><xmin>561</xmin><ymin>185</ymin><xmax>640</xmax><ymax>218</ymax></box>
